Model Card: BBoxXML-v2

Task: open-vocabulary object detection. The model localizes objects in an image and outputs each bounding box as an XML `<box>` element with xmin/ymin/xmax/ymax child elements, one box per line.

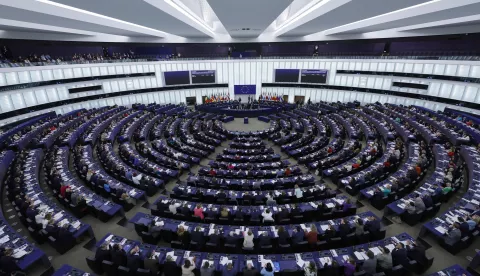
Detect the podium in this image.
<box><xmin>244</xmin><ymin>117</ymin><xmax>248</xmax><ymax>124</ymax></box>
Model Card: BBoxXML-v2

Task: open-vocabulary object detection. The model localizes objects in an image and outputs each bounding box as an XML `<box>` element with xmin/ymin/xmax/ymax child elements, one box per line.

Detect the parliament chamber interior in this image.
<box><xmin>2</xmin><ymin>1</ymin><xmax>480</xmax><ymax>276</ymax></box>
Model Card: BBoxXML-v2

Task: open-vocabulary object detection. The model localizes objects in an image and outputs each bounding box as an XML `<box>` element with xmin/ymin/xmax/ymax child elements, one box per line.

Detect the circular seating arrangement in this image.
<box><xmin>1</xmin><ymin>99</ymin><xmax>479</xmax><ymax>276</ymax></box>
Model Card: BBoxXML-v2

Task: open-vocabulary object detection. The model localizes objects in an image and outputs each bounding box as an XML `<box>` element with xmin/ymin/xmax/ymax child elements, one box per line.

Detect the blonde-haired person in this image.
<box><xmin>243</xmin><ymin>230</ymin><xmax>254</xmax><ymax>248</ymax></box>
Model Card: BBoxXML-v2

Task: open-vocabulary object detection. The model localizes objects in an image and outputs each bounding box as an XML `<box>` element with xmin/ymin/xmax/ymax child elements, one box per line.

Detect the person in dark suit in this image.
<box><xmin>26</xmin><ymin>204</ymin><xmax>38</xmax><ymax>220</ymax></box>
<box><xmin>148</xmin><ymin>220</ymin><xmax>163</xmax><ymax>239</ymax></box>
<box><xmin>95</xmin><ymin>243</ymin><xmax>111</xmax><ymax>265</ymax></box>
<box><xmin>258</xmin><ymin>232</ymin><xmax>272</xmax><ymax>247</ymax></box>
<box><xmin>391</xmin><ymin>242</ymin><xmax>408</xmax><ymax>267</ymax></box>
<box><xmin>144</xmin><ymin>251</ymin><xmax>160</xmax><ymax>275</ymax></box>
<box><xmin>276</xmin><ymin>207</ymin><xmax>289</xmax><ymax>221</ymax></box>
<box><xmin>242</xmin><ymin>192</ymin><xmax>252</xmax><ymax>203</ymax></box>
<box><xmin>208</xmin><ymin>229</ymin><xmax>222</xmax><ymax>244</ymax></box>
<box><xmin>225</xmin><ymin>231</ymin><xmax>240</xmax><ymax>245</ymax></box>
<box><xmin>364</xmin><ymin>216</ymin><xmax>381</xmax><ymax>233</ymax></box>
<box><xmin>217</xmin><ymin>190</ymin><xmax>227</xmax><ymax>199</ymax></box>
<box><xmin>58</xmin><ymin>224</ymin><xmax>74</xmax><ymax>244</ymax></box>
<box><xmin>234</xmin><ymin>208</ymin><xmax>245</xmax><ymax>220</ymax></box>
<box><xmin>163</xmin><ymin>255</ymin><xmax>178</xmax><ymax>275</ymax></box>
<box><xmin>422</xmin><ymin>194</ymin><xmax>433</xmax><ymax>208</ymax></box>
<box><xmin>323</xmin><ymin>225</ymin><xmax>336</xmax><ymax>240</ymax></box>
<box><xmin>191</xmin><ymin>226</ymin><xmax>206</xmax><ymax>245</ymax></box>
<box><xmin>338</xmin><ymin>219</ymin><xmax>351</xmax><ymax>238</ymax></box>
<box><xmin>127</xmin><ymin>246</ymin><xmax>144</xmax><ymax>273</ymax></box>
<box><xmin>406</xmin><ymin>240</ymin><xmax>426</xmax><ymax>263</ymax></box>
<box><xmin>45</xmin><ymin>220</ymin><xmax>59</xmax><ymax>238</ymax></box>
<box><xmin>110</xmin><ymin>244</ymin><xmax>127</xmax><ymax>267</ymax></box>
<box><xmin>277</xmin><ymin>226</ymin><xmax>290</xmax><ymax>245</ymax></box>
<box><xmin>0</xmin><ymin>248</ymin><xmax>20</xmax><ymax>275</ymax></box>
<box><xmin>457</xmin><ymin>217</ymin><xmax>471</xmax><ymax>237</ymax></box>
<box><xmin>179</xmin><ymin>204</ymin><xmax>191</xmax><ymax>216</ymax></box>
<box><xmin>291</xmin><ymin>226</ymin><xmax>305</xmax><ymax>244</ymax></box>
<box><xmin>290</xmin><ymin>204</ymin><xmax>301</xmax><ymax>216</ymax></box>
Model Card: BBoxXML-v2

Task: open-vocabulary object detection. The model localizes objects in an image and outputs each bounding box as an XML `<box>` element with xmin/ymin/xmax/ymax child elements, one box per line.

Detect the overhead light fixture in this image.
<box><xmin>36</xmin><ymin>0</ymin><xmax>172</xmax><ymax>37</ymax></box>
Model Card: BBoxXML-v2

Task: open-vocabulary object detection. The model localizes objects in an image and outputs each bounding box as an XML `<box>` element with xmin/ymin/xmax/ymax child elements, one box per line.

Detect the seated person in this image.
<box><xmin>193</xmin><ymin>204</ymin><xmax>204</xmax><ymax>220</ymax></box>
<box><xmin>258</xmin><ymin>231</ymin><xmax>272</xmax><ymax>247</ymax></box>
<box><xmin>225</xmin><ymin>231</ymin><xmax>240</xmax><ymax>245</ymax></box>
<box><xmin>243</xmin><ymin>230</ymin><xmax>254</xmax><ymax>249</ymax></box>
<box><xmin>413</xmin><ymin>194</ymin><xmax>426</xmax><ymax>212</ymax></box>
<box><xmin>405</xmin><ymin>201</ymin><xmax>416</xmax><ymax>214</ymax></box>
<box><xmin>364</xmin><ymin>216</ymin><xmax>380</xmax><ymax>233</ymax></box>
<box><xmin>261</xmin><ymin>209</ymin><xmax>274</xmax><ymax>223</ymax></box>
<box><xmin>191</xmin><ymin>226</ymin><xmax>205</xmax><ymax>245</ymax></box>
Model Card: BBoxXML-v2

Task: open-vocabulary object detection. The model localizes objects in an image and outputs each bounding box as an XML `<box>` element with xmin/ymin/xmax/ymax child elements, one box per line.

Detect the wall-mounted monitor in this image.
<box><xmin>191</xmin><ymin>70</ymin><xmax>216</xmax><ymax>84</ymax></box>
<box><xmin>164</xmin><ymin>71</ymin><xmax>190</xmax><ymax>86</ymax></box>
<box><xmin>300</xmin><ymin>69</ymin><xmax>328</xmax><ymax>84</ymax></box>
<box><xmin>275</xmin><ymin>69</ymin><xmax>300</xmax><ymax>83</ymax></box>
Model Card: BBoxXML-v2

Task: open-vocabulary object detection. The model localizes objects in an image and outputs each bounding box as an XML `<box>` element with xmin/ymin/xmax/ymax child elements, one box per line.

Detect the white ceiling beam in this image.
<box><xmin>143</xmin><ymin>0</ymin><xmax>223</xmax><ymax>38</ymax></box>
<box><xmin>0</xmin><ymin>0</ymin><xmax>185</xmax><ymax>39</ymax></box>
<box><xmin>322</xmin><ymin>0</ymin><xmax>480</xmax><ymax>35</ymax></box>
<box><xmin>269</xmin><ymin>0</ymin><xmax>352</xmax><ymax>37</ymax></box>
<box><xmin>395</xmin><ymin>14</ymin><xmax>480</xmax><ymax>31</ymax></box>
<box><xmin>0</xmin><ymin>18</ymin><xmax>102</xmax><ymax>36</ymax></box>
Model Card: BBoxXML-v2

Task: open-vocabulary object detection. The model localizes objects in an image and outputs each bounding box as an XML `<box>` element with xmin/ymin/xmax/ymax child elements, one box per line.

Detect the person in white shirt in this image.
<box><xmin>262</xmin><ymin>209</ymin><xmax>274</xmax><ymax>223</ymax></box>
<box><xmin>294</xmin><ymin>185</ymin><xmax>303</xmax><ymax>199</ymax></box>
<box><xmin>35</xmin><ymin>213</ymin><xmax>51</xmax><ymax>229</ymax></box>
<box><xmin>132</xmin><ymin>173</ymin><xmax>142</xmax><ymax>185</ymax></box>
<box><xmin>169</xmin><ymin>202</ymin><xmax>182</xmax><ymax>214</ymax></box>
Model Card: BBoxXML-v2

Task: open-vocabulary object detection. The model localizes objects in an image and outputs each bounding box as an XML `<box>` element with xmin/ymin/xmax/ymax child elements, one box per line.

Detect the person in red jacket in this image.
<box><xmin>304</xmin><ymin>224</ymin><xmax>318</xmax><ymax>246</ymax></box>
<box><xmin>228</xmin><ymin>163</ymin><xmax>234</xmax><ymax>170</ymax></box>
<box><xmin>415</xmin><ymin>164</ymin><xmax>422</xmax><ymax>175</ymax></box>
<box><xmin>285</xmin><ymin>167</ymin><xmax>291</xmax><ymax>176</ymax></box>
<box><xmin>209</xmin><ymin>168</ymin><xmax>216</xmax><ymax>177</ymax></box>
<box><xmin>60</xmin><ymin>184</ymin><xmax>70</xmax><ymax>198</ymax></box>
<box><xmin>327</xmin><ymin>147</ymin><xmax>333</xmax><ymax>154</ymax></box>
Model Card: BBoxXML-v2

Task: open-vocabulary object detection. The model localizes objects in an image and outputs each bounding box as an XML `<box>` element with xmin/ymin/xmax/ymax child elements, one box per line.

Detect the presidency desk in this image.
<box><xmin>196</xmin><ymin>103</ymin><xmax>295</xmax><ymax>118</ymax></box>
<box><xmin>94</xmin><ymin>232</ymin><xmax>414</xmax><ymax>275</ymax></box>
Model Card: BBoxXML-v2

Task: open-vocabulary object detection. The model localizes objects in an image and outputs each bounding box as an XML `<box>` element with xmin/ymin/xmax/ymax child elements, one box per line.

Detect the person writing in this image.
<box><xmin>260</xmin><ymin>262</ymin><xmax>275</xmax><ymax>276</ymax></box>
<box><xmin>182</xmin><ymin>258</ymin><xmax>196</xmax><ymax>276</ymax></box>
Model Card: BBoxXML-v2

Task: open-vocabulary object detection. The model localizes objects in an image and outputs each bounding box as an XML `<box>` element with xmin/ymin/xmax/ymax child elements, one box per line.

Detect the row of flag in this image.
<box><xmin>259</xmin><ymin>92</ymin><xmax>283</xmax><ymax>102</ymax></box>
<box><xmin>204</xmin><ymin>92</ymin><xmax>230</xmax><ymax>103</ymax></box>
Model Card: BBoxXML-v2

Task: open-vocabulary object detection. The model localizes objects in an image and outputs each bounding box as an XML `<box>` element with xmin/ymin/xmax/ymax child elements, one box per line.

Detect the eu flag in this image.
<box><xmin>234</xmin><ymin>85</ymin><xmax>256</xmax><ymax>95</ymax></box>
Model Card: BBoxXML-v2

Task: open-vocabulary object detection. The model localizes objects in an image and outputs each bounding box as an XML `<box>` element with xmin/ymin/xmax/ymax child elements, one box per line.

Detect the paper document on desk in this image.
<box><xmin>0</xmin><ymin>235</ymin><xmax>10</xmax><ymax>245</ymax></box>
<box><xmin>72</xmin><ymin>221</ymin><xmax>81</xmax><ymax>228</ymax></box>
<box><xmin>166</xmin><ymin>251</ymin><xmax>177</xmax><ymax>261</ymax></box>
<box><xmin>319</xmin><ymin>257</ymin><xmax>332</xmax><ymax>266</ymax></box>
<box><xmin>354</xmin><ymin>251</ymin><xmax>365</xmax><ymax>260</ymax></box>
<box><xmin>385</xmin><ymin>244</ymin><xmax>395</xmax><ymax>252</ymax></box>
<box><xmin>370</xmin><ymin>247</ymin><xmax>382</xmax><ymax>256</ymax></box>
<box><xmin>220</xmin><ymin>256</ymin><xmax>232</xmax><ymax>265</ymax></box>
<box><xmin>320</xmin><ymin>225</ymin><xmax>329</xmax><ymax>231</ymax></box>
<box><xmin>326</xmin><ymin>203</ymin><xmax>335</xmax><ymax>208</ymax></box>
<box><xmin>105</xmin><ymin>235</ymin><xmax>113</xmax><ymax>242</ymax></box>
<box><xmin>309</xmin><ymin>202</ymin><xmax>318</xmax><ymax>208</ymax></box>
<box><xmin>435</xmin><ymin>226</ymin><xmax>448</xmax><ymax>234</ymax></box>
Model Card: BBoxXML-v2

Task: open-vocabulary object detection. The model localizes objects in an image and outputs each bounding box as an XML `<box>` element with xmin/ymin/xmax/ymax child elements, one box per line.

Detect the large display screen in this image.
<box><xmin>275</xmin><ymin>69</ymin><xmax>300</xmax><ymax>83</ymax></box>
<box><xmin>164</xmin><ymin>71</ymin><xmax>190</xmax><ymax>86</ymax></box>
<box><xmin>191</xmin><ymin>70</ymin><xmax>216</xmax><ymax>84</ymax></box>
<box><xmin>300</xmin><ymin>69</ymin><xmax>328</xmax><ymax>84</ymax></box>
